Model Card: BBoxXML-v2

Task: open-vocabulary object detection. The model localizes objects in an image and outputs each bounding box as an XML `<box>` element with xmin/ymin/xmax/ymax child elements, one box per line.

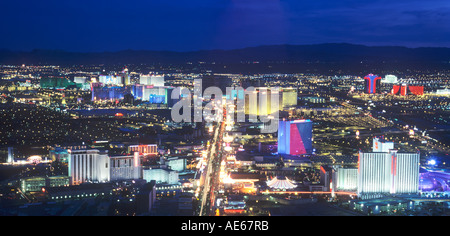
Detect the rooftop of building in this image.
<box><xmin>69</xmin><ymin>149</ymin><xmax>108</xmax><ymax>154</ymax></box>
<box><xmin>266</xmin><ymin>176</ymin><xmax>297</xmax><ymax>189</ymax></box>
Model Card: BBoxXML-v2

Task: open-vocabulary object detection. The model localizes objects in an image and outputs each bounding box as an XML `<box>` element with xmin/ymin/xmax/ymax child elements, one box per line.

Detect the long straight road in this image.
<box><xmin>199</xmin><ymin>121</ymin><xmax>225</xmax><ymax>216</ymax></box>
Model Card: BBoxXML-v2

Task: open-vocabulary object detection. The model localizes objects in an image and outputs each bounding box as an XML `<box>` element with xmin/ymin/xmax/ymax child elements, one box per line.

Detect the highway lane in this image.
<box><xmin>199</xmin><ymin>120</ymin><xmax>226</xmax><ymax>216</ymax></box>
<box><xmin>199</xmin><ymin>122</ymin><xmax>220</xmax><ymax>216</ymax></box>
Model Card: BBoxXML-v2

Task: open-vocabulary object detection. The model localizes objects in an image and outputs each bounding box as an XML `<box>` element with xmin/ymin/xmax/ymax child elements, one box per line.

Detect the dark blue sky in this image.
<box><xmin>1</xmin><ymin>0</ymin><xmax>449</xmax><ymax>52</ymax></box>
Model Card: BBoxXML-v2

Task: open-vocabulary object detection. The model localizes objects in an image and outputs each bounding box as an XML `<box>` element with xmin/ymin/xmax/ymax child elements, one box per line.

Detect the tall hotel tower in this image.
<box><xmin>110</xmin><ymin>152</ymin><xmax>142</xmax><ymax>181</ymax></box>
<box><xmin>69</xmin><ymin>149</ymin><xmax>110</xmax><ymax>185</ymax></box>
<box><xmin>278</xmin><ymin>120</ymin><xmax>313</xmax><ymax>155</ymax></box>
<box><xmin>357</xmin><ymin>138</ymin><xmax>420</xmax><ymax>199</ymax></box>
<box><xmin>364</xmin><ymin>74</ymin><xmax>382</xmax><ymax>94</ymax></box>
<box><xmin>7</xmin><ymin>147</ymin><xmax>14</xmax><ymax>163</ymax></box>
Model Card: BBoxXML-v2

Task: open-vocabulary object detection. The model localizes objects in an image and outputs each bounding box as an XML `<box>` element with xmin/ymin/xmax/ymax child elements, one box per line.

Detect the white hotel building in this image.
<box><xmin>69</xmin><ymin>149</ymin><xmax>143</xmax><ymax>185</ymax></box>
<box><xmin>69</xmin><ymin>149</ymin><xmax>110</xmax><ymax>185</ymax></box>
<box><xmin>357</xmin><ymin>149</ymin><xmax>420</xmax><ymax>199</ymax></box>
<box><xmin>110</xmin><ymin>152</ymin><xmax>142</xmax><ymax>181</ymax></box>
<box><xmin>139</xmin><ymin>75</ymin><xmax>164</xmax><ymax>87</ymax></box>
<box><xmin>143</xmin><ymin>168</ymin><xmax>179</xmax><ymax>185</ymax></box>
<box><xmin>334</xmin><ymin>167</ymin><xmax>358</xmax><ymax>191</ymax></box>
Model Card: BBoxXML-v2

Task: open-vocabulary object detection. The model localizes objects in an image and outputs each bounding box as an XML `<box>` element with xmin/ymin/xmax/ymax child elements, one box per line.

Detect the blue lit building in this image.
<box><xmin>131</xmin><ymin>85</ymin><xmax>178</xmax><ymax>106</ymax></box>
<box><xmin>92</xmin><ymin>86</ymin><xmax>131</xmax><ymax>101</ymax></box>
<box><xmin>91</xmin><ymin>84</ymin><xmax>179</xmax><ymax>106</ymax></box>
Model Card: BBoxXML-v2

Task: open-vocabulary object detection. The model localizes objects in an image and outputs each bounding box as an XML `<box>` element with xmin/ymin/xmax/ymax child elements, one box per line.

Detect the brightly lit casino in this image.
<box><xmin>277</xmin><ymin>119</ymin><xmax>313</xmax><ymax>156</ymax></box>
<box><xmin>357</xmin><ymin>137</ymin><xmax>421</xmax><ymax>199</ymax></box>
<box><xmin>364</xmin><ymin>74</ymin><xmax>382</xmax><ymax>94</ymax></box>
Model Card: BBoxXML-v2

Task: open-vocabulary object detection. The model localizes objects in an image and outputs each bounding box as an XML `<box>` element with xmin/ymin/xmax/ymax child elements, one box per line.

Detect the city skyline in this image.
<box><xmin>0</xmin><ymin>0</ymin><xmax>449</xmax><ymax>219</ymax></box>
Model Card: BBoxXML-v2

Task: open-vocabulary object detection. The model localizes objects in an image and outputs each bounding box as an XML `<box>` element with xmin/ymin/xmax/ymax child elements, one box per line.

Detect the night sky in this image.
<box><xmin>1</xmin><ymin>0</ymin><xmax>449</xmax><ymax>52</ymax></box>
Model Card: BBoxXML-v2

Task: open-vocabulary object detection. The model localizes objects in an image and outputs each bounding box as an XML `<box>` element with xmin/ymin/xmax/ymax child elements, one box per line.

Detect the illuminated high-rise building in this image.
<box><xmin>7</xmin><ymin>147</ymin><xmax>14</xmax><ymax>163</ymax></box>
<box><xmin>280</xmin><ymin>88</ymin><xmax>298</xmax><ymax>108</ymax></box>
<box><xmin>91</xmin><ymin>86</ymin><xmax>131</xmax><ymax>101</ymax></box>
<box><xmin>109</xmin><ymin>152</ymin><xmax>141</xmax><ymax>181</ymax></box>
<box><xmin>49</xmin><ymin>148</ymin><xmax>70</xmax><ymax>163</ymax></box>
<box><xmin>68</xmin><ymin>149</ymin><xmax>110</xmax><ymax>185</ymax></box>
<box><xmin>244</xmin><ymin>87</ymin><xmax>274</xmax><ymax>116</ymax></box>
<box><xmin>143</xmin><ymin>168</ymin><xmax>178</xmax><ymax>184</ymax></box>
<box><xmin>40</xmin><ymin>77</ymin><xmax>76</xmax><ymax>89</ymax></box>
<box><xmin>392</xmin><ymin>84</ymin><xmax>424</xmax><ymax>96</ymax></box>
<box><xmin>167</xmin><ymin>157</ymin><xmax>186</xmax><ymax>172</ymax></box>
<box><xmin>364</xmin><ymin>74</ymin><xmax>382</xmax><ymax>94</ymax></box>
<box><xmin>357</xmin><ymin>149</ymin><xmax>420</xmax><ymax>199</ymax></box>
<box><xmin>372</xmin><ymin>137</ymin><xmax>394</xmax><ymax>153</ymax></box>
<box><xmin>140</xmin><ymin>75</ymin><xmax>165</xmax><ymax>86</ymax></box>
<box><xmin>408</xmin><ymin>86</ymin><xmax>424</xmax><ymax>96</ymax></box>
<box><xmin>74</xmin><ymin>77</ymin><xmax>88</xmax><ymax>84</ymax></box>
<box><xmin>381</xmin><ymin>75</ymin><xmax>398</xmax><ymax>84</ymax></box>
<box><xmin>99</xmin><ymin>75</ymin><xmax>123</xmax><ymax>85</ymax></box>
<box><xmin>278</xmin><ymin>120</ymin><xmax>313</xmax><ymax>155</ymax></box>
<box><xmin>333</xmin><ymin>167</ymin><xmax>358</xmax><ymax>191</ymax></box>
<box><xmin>131</xmin><ymin>85</ymin><xmax>175</xmax><ymax>105</ymax></box>
<box><xmin>144</xmin><ymin>87</ymin><xmax>166</xmax><ymax>104</ymax></box>
<box><xmin>244</xmin><ymin>87</ymin><xmax>294</xmax><ymax>116</ymax></box>
<box><xmin>122</xmin><ymin>68</ymin><xmax>130</xmax><ymax>85</ymax></box>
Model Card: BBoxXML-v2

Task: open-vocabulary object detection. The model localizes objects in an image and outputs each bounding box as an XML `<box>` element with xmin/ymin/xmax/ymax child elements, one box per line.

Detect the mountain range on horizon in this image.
<box><xmin>1</xmin><ymin>43</ymin><xmax>449</xmax><ymax>72</ymax></box>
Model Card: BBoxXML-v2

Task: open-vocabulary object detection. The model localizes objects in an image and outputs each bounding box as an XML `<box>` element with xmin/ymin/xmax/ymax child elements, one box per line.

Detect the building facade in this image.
<box><xmin>99</xmin><ymin>75</ymin><xmax>123</xmax><ymax>85</ymax></box>
<box><xmin>357</xmin><ymin>150</ymin><xmax>420</xmax><ymax>199</ymax></box>
<box><xmin>243</xmin><ymin>87</ymin><xmax>296</xmax><ymax>116</ymax></box>
<box><xmin>372</xmin><ymin>137</ymin><xmax>394</xmax><ymax>153</ymax></box>
<box><xmin>20</xmin><ymin>176</ymin><xmax>70</xmax><ymax>193</ymax></box>
<box><xmin>91</xmin><ymin>86</ymin><xmax>131</xmax><ymax>101</ymax></box>
<box><xmin>143</xmin><ymin>168</ymin><xmax>179</xmax><ymax>185</ymax></box>
<box><xmin>278</xmin><ymin>119</ymin><xmax>313</xmax><ymax>155</ymax></box>
<box><xmin>69</xmin><ymin>149</ymin><xmax>110</xmax><ymax>185</ymax></box>
<box><xmin>110</xmin><ymin>152</ymin><xmax>142</xmax><ymax>181</ymax></box>
<box><xmin>50</xmin><ymin>148</ymin><xmax>70</xmax><ymax>163</ymax></box>
<box><xmin>140</xmin><ymin>75</ymin><xmax>165</xmax><ymax>86</ymax></box>
<box><xmin>7</xmin><ymin>147</ymin><xmax>13</xmax><ymax>163</ymax></box>
<box><xmin>128</xmin><ymin>144</ymin><xmax>158</xmax><ymax>155</ymax></box>
<box><xmin>167</xmin><ymin>157</ymin><xmax>186</xmax><ymax>172</ymax></box>
<box><xmin>364</xmin><ymin>74</ymin><xmax>382</xmax><ymax>94</ymax></box>
<box><xmin>334</xmin><ymin>167</ymin><xmax>358</xmax><ymax>191</ymax></box>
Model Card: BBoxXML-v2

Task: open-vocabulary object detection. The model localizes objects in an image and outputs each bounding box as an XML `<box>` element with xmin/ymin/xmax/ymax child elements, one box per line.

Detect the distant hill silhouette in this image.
<box><xmin>0</xmin><ymin>43</ymin><xmax>449</xmax><ymax>73</ymax></box>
